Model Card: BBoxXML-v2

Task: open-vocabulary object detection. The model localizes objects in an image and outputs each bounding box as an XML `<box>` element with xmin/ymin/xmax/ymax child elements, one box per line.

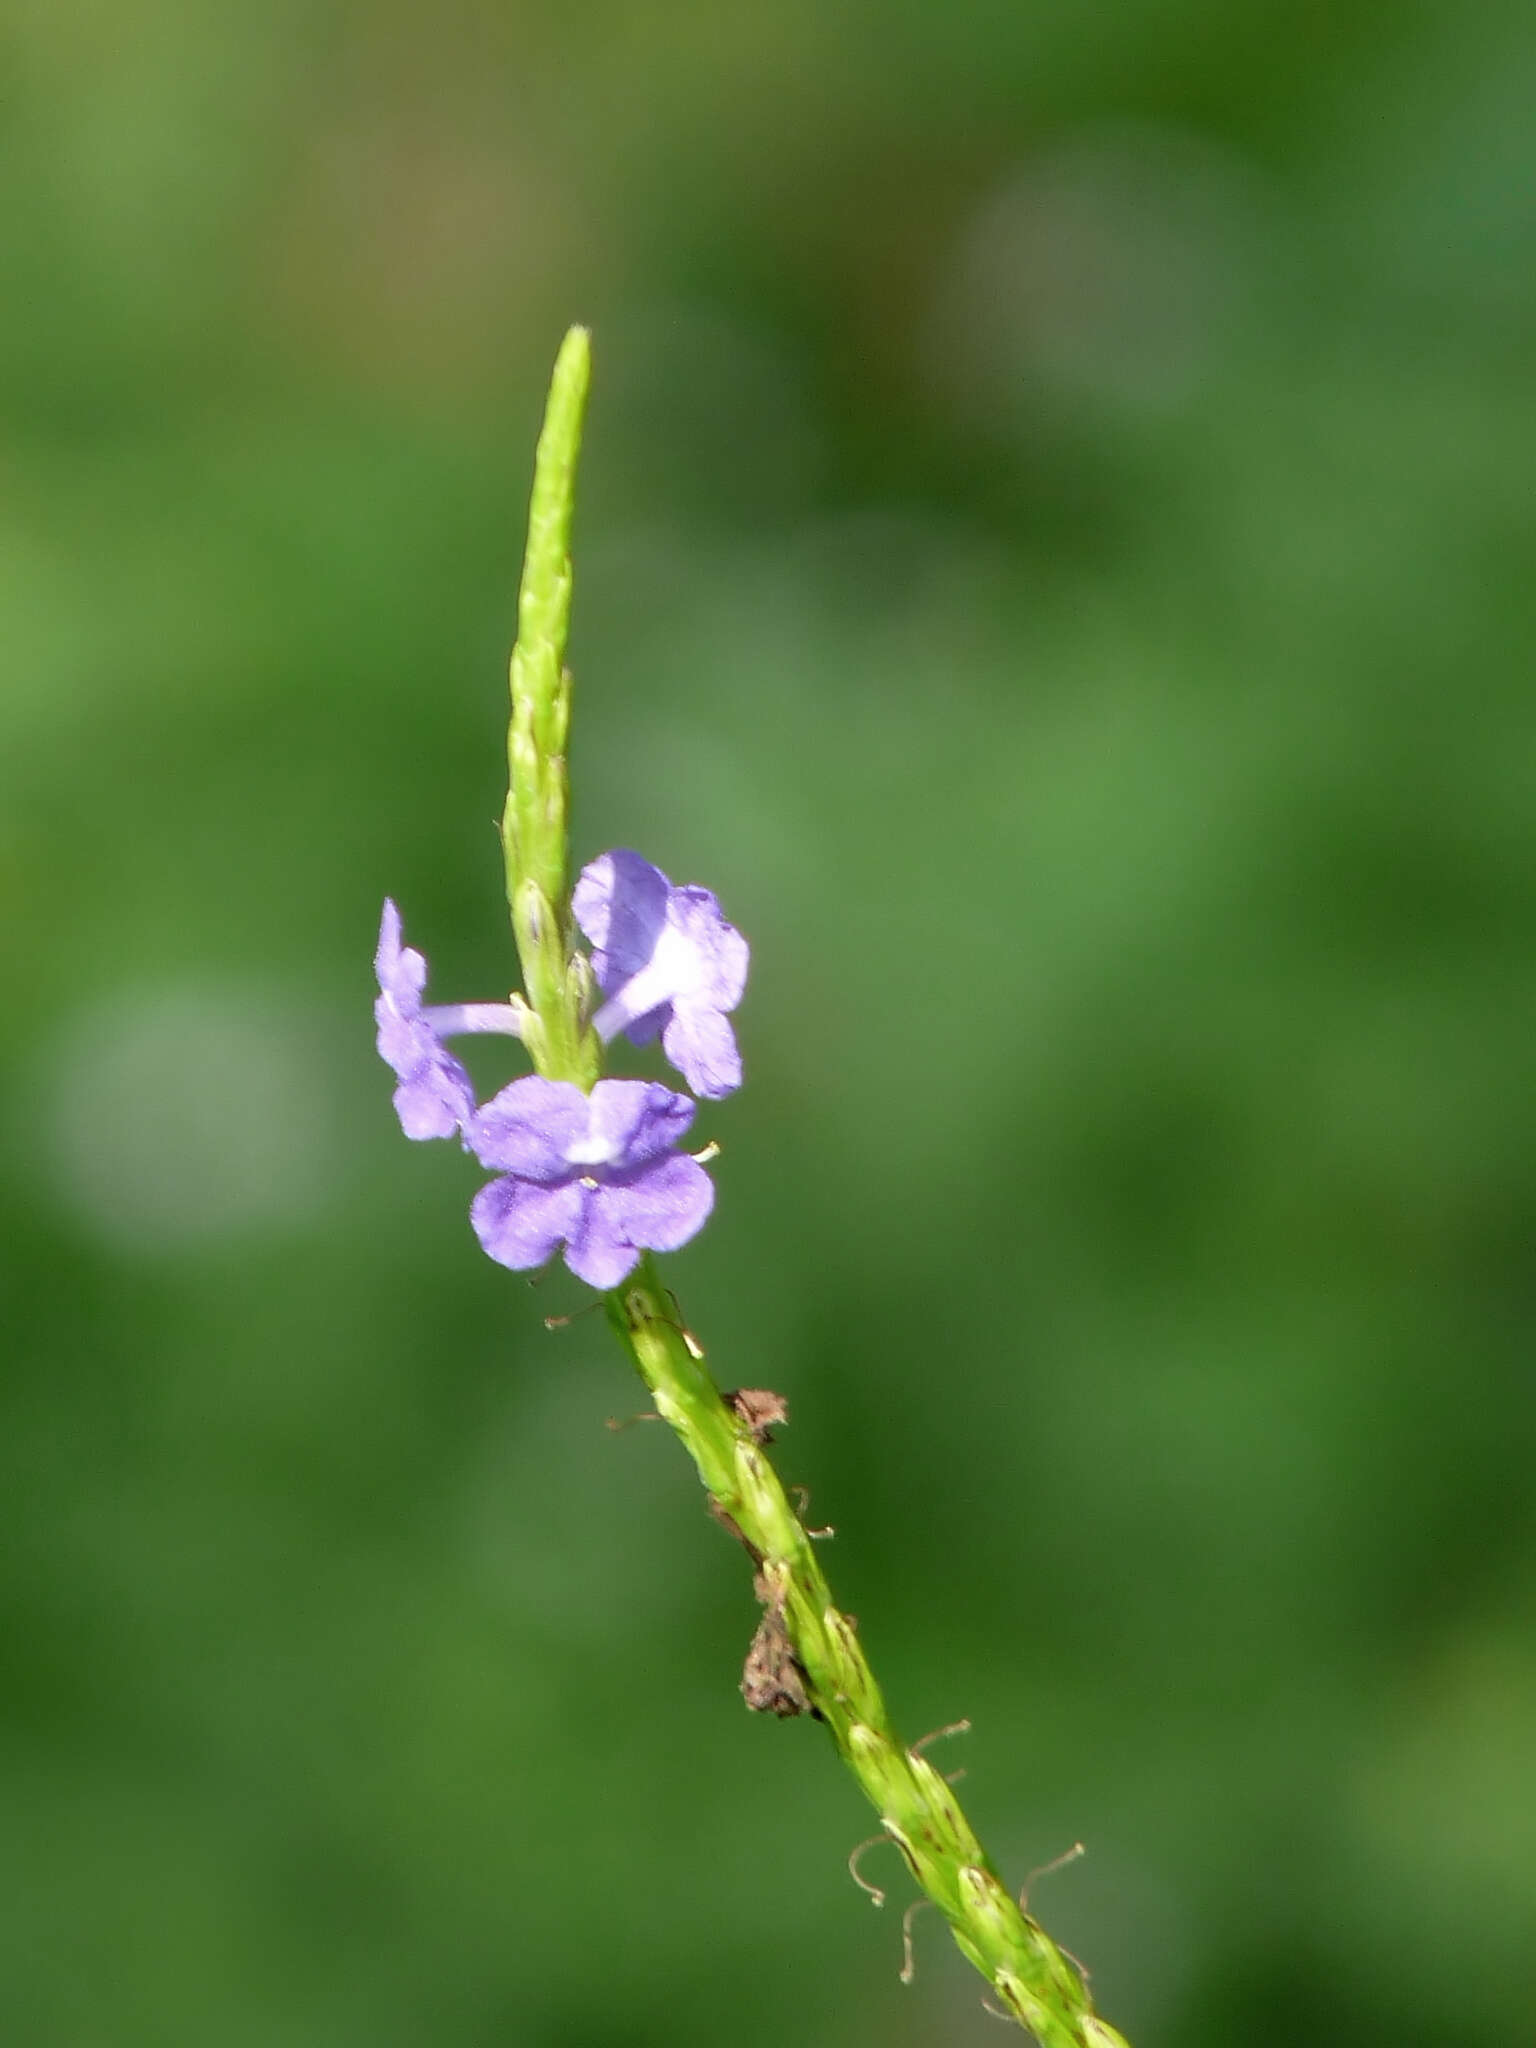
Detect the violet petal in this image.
<box><xmin>668</xmin><ymin>887</ymin><xmax>749</xmax><ymax>1009</ymax></box>
<box><xmin>603</xmin><ymin>1154</ymin><xmax>715</xmax><ymax>1255</ymax></box>
<box><xmin>588</xmin><ymin>1079</ymin><xmax>696</xmax><ymax>1170</ymax></box>
<box><xmin>471</xmin><ymin>1175</ymin><xmax>587</xmax><ymax>1272</ymax></box>
<box><xmin>572</xmin><ymin>849</ymin><xmax>670</xmax><ymax>985</ymax></box>
<box><xmin>661</xmin><ymin>1005</ymin><xmax>742</xmax><ymax>1101</ymax></box>
<box><xmin>561</xmin><ymin>1195</ymin><xmax>647</xmax><ymax>1290</ymax></box>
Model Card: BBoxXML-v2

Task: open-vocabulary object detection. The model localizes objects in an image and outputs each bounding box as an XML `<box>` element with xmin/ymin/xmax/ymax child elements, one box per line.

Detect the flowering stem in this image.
<box><xmin>492</xmin><ymin>332</ymin><xmax>1129</xmax><ymax>2042</ymax></box>
<box><xmin>604</xmin><ymin>1255</ymin><xmax>1131</xmax><ymax>2048</ymax></box>
<box><xmin>504</xmin><ymin>325</ymin><xmax>601</xmax><ymax>1089</ymax></box>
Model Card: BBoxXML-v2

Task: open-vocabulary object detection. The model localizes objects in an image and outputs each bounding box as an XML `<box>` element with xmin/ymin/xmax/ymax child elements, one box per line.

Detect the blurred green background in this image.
<box><xmin>5</xmin><ymin>3</ymin><xmax>1534</xmax><ymax>2044</ymax></box>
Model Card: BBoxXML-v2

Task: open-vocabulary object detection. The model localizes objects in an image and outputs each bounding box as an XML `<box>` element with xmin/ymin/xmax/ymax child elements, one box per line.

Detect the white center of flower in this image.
<box><xmin>651</xmin><ymin>919</ymin><xmax>702</xmax><ymax>995</ymax></box>
<box><xmin>590</xmin><ymin>911</ymin><xmax>705</xmax><ymax>1047</ymax></box>
<box><xmin>566</xmin><ymin>1133</ymin><xmax>618</xmax><ymax>1169</ymax></box>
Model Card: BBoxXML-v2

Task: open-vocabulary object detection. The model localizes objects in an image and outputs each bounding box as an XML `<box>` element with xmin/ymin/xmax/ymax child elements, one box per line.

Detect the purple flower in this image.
<box><xmin>466</xmin><ymin>1075</ymin><xmax>714</xmax><ymax>1288</ymax></box>
<box><xmin>374</xmin><ymin>900</ymin><xmax>524</xmax><ymax>1141</ymax></box>
<box><xmin>573</xmin><ymin>849</ymin><xmax>748</xmax><ymax>1100</ymax></box>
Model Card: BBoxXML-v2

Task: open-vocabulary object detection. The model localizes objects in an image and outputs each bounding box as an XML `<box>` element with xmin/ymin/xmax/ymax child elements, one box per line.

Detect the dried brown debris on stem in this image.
<box><xmin>741</xmin><ymin>1568</ymin><xmax>815</xmax><ymax>1719</ymax></box>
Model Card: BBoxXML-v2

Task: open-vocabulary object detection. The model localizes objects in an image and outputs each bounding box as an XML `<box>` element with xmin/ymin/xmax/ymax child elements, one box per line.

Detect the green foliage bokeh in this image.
<box><xmin>4</xmin><ymin>6</ymin><xmax>1534</xmax><ymax>2044</ymax></box>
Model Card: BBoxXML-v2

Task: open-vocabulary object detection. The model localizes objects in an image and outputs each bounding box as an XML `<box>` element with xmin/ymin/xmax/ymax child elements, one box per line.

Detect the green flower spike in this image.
<box><xmin>491</xmin><ymin>328</ymin><xmax>1134</xmax><ymax>2046</ymax></box>
<box><xmin>502</xmin><ymin>324</ymin><xmax>601</xmax><ymax>1089</ymax></box>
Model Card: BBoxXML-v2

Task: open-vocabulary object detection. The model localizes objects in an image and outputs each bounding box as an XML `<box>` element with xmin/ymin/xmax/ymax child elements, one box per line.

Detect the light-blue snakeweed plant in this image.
<box><xmin>373</xmin><ymin>328</ymin><xmax>1131</xmax><ymax>2048</ymax></box>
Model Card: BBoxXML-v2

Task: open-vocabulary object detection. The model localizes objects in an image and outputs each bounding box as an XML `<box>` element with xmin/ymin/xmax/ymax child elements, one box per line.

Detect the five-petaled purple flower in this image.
<box><xmin>575</xmin><ymin>849</ymin><xmax>748</xmax><ymax>1100</ymax></box>
<box><xmin>374</xmin><ymin>900</ymin><xmax>524</xmax><ymax>1140</ymax></box>
<box><xmin>466</xmin><ymin>1076</ymin><xmax>713</xmax><ymax>1288</ymax></box>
